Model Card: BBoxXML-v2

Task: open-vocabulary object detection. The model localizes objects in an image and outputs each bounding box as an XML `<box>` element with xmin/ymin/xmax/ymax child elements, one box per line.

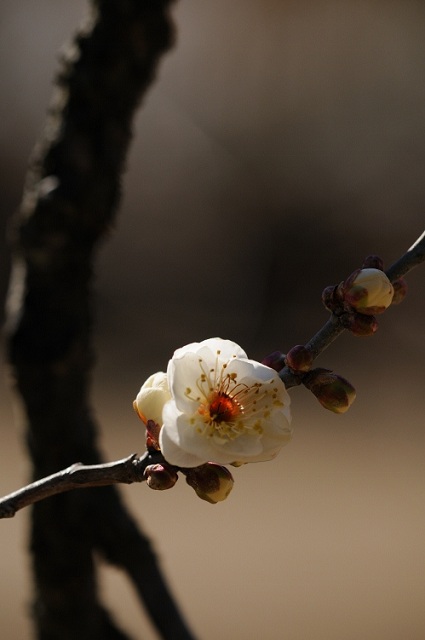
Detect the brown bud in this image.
<box><xmin>285</xmin><ymin>345</ymin><xmax>313</xmax><ymax>372</ymax></box>
<box><xmin>303</xmin><ymin>368</ymin><xmax>356</xmax><ymax>414</ymax></box>
<box><xmin>362</xmin><ymin>255</ymin><xmax>384</xmax><ymax>270</ymax></box>
<box><xmin>322</xmin><ymin>285</ymin><xmax>340</xmax><ymax>311</ymax></box>
<box><xmin>342</xmin><ymin>312</ymin><xmax>379</xmax><ymax>337</ymax></box>
<box><xmin>145</xmin><ymin>419</ymin><xmax>161</xmax><ymax>451</ymax></box>
<box><xmin>391</xmin><ymin>277</ymin><xmax>408</xmax><ymax>305</ymax></box>
<box><xmin>144</xmin><ymin>463</ymin><xmax>178</xmax><ymax>491</ymax></box>
<box><xmin>261</xmin><ymin>351</ymin><xmax>286</xmax><ymax>372</ymax></box>
<box><xmin>184</xmin><ymin>463</ymin><xmax>234</xmax><ymax>504</ymax></box>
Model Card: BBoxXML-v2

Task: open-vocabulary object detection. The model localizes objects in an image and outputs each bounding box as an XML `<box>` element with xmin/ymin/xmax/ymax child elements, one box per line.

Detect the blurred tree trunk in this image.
<box><xmin>6</xmin><ymin>1</ymin><xmax>195</xmax><ymax>638</ymax></box>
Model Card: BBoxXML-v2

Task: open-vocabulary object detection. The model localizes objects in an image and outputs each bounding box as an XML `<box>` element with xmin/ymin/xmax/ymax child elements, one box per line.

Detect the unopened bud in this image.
<box><xmin>303</xmin><ymin>368</ymin><xmax>356</xmax><ymax>414</ymax></box>
<box><xmin>342</xmin><ymin>268</ymin><xmax>394</xmax><ymax>315</ymax></box>
<box><xmin>184</xmin><ymin>463</ymin><xmax>234</xmax><ymax>504</ymax></box>
<box><xmin>391</xmin><ymin>277</ymin><xmax>408</xmax><ymax>305</ymax></box>
<box><xmin>342</xmin><ymin>312</ymin><xmax>379</xmax><ymax>337</ymax></box>
<box><xmin>261</xmin><ymin>351</ymin><xmax>286</xmax><ymax>372</ymax></box>
<box><xmin>134</xmin><ymin>372</ymin><xmax>171</xmax><ymax>427</ymax></box>
<box><xmin>322</xmin><ymin>284</ymin><xmax>339</xmax><ymax>312</ymax></box>
<box><xmin>362</xmin><ymin>255</ymin><xmax>384</xmax><ymax>271</ymax></box>
<box><xmin>285</xmin><ymin>345</ymin><xmax>313</xmax><ymax>372</ymax></box>
<box><xmin>144</xmin><ymin>463</ymin><xmax>178</xmax><ymax>491</ymax></box>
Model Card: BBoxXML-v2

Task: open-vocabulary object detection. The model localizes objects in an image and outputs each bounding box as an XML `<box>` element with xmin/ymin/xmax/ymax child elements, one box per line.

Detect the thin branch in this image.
<box><xmin>385</xmin><ymin>229</ymin><xmax>425</xmax><ymax>281</ymax></box>
<box><xmin>280</xmin><ymin>229</ymin><xmax>425</xmax><ymax>388</ymax></box>
<box><xmin>0</xmin><ymin>452</ymin><xmax>155</xmax><ymax>519</ymax></box>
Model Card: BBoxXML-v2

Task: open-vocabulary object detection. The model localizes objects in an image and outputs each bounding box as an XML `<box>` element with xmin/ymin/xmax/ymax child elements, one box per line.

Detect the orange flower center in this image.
<box><xmin>207</xmin><ymin>391</ymin><xmax>241</xmax><ymax>424</ymax></box>
<box><xmin>184</xmin><ymin>351</ymin><xmax>284</xmax><ymax>442</ymax></box>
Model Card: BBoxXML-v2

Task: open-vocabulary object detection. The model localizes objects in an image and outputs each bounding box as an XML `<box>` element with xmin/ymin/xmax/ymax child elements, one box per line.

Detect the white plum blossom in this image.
<box><xmin>159</xmin><ymin>338</ymin><xmax>292</xmax><ymax>468</ymax></box>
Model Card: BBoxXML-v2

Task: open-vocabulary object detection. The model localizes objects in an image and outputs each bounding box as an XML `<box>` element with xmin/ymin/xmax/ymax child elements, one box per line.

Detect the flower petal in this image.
<box><xmin>197</xmin><ymin>338</ymin><xmax>247</xmax><ymax>360</ymax></box>
<box><xmin>160</xmin><ymin>401</ymin><xmax>212</xmax><ymax>467</ymax></box>
<box><xmin>167</xmin><ymin>351</ymin><xmax>210</xmax><ymax>414</ymax></box>
<box><xmin>160</xmin><ymin>425</ymin><xmax>206</xmax><ymax>467</ymax></box>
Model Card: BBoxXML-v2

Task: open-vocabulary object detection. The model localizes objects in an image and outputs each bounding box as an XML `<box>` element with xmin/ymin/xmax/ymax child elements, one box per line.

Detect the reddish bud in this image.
<box><xmin>362</xmin><ymin>255</ymin><xmax>384</xmax><ymax>270</ymax></box>
<box><xmin>322</xmin><ymin>285</ymin><xmax>340</xmax><ymax>311</ymax></box>
<box><xmin>342</xmin><ymin>312</ymin><xmax>379</xmax><ymax>337</ymax></box>
<box><xmin>145</xmin><ymin>419</ymin><xmax>161</xmax><ymax>451</ymax></box>
<box><xmin>144</xmin><ymin>463</ymin><xmax>178</xmax><ymax>491</ymax></box>
<box><xmin>285</xmin><ymin>345</ymin><xmax>313</xmax><ymax>372</ymax></box>
<box><xmin>303</xmin><ymin>368</ymin><xmax>356</xmax><ymax>414</ymax></box>
<box><xmin>391</xmin><ymin>277</ymin><xmax>408</xmax><ymax>305</ymax></box>
<box><xmin>261</xmin><ymin>351</ymin><xmax>286</xmax><ymax>372</ymax></box>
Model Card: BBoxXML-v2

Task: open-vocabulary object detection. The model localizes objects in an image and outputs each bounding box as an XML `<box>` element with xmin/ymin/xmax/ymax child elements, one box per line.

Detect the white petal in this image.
<box><xmin>238</xmin><ymin>444</ymin><xmax>284</xmax><ymax>464</ymax></box>
<box><xmin>197</xmin><ymin>338</ymin><xmax>247</xmax><ymax>360</ymax></box>
<box><xmin>171</xmin><ymin>341</ymin><xmax>202</xmax><ymax>361</ymax></box>
<box><xmin>160</xmin><ymin>425</ymin><xmax>206</xmax><ymax>467</ymax></box>
<box><xmin>168</xmin><ymin>351</ymin><xmax>209</xmax><ymax>414</ymax></box>
<box><xmin>208</xmin><ymin>432</ymin><xmax>264</xmax><ymax>463</ymax></box>
<box><xmin>226</xmin><ymin>357</ymin><xmax>287</xmax><ymax>388</ymax></box>
<box><xmin>160</xmin><ymin>401</ymin><xmax>213</xmax><ymax>467</ymax></box>
<box><xmin>260</xmin><ymin>423</ymin><xmax>293</xmax><ymax>448</ymax></box>
<box><xmin>169</xmin><ymin>338</ymin><xmax>247</xmax><ymax>378</ymax></box>
<box><xmin>262</xmin><ymin>410</ymin><xmax>293</xmax><ymax>437</ymax></box>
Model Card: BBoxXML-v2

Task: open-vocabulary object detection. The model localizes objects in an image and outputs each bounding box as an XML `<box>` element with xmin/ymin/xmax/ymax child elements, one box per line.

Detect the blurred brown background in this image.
<box><xmin>0</xmin><ymin>1</ymin><xmax>424</xmax><ymax>638</ymax></box>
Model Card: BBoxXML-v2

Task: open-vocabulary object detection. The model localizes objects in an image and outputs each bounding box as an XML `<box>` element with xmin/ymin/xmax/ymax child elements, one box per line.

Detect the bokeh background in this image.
<box><xmin>0</xmin><ymin>1</ymin><xmax>424</xmax><ymax>638</ymax></box>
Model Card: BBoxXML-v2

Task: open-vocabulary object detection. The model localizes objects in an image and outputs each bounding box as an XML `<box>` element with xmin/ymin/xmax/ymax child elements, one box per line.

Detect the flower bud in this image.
<box><xmin>342</xmin><ymin>268</ymin><xmax>394</xmax><ymax>315</ymax></box>
<box><xmin>144</xmin><ymin>463</ymin><xmax>178</xmax><ymax>491</ymax></box>
<box><xmin>184</xmin><ymin>463</ymin><xmax>234</xmax><ymax>504</ymax></box>
<box><xmin>303</xmin><ymin>368</ymin><xmax>356</xmax><ymax>414</ymax></box>
<box><xmin>285</xmin><ymin>345</ymin><xmax>313</xmax><ymax>372</ymax></box>
<box><xmin>342</xmin><ymin>312</ymin><xmax>379</xmax><ymax>337</ymax></box>
<box><xmin>361</xmin><ymin>255</ymin><xmax>384</xmax><ymax>271</ymax></box>
<box><xmin>134</xmin><ymin>372</ymin><xmax>171</xmax><ymax>426</ymax></box>
<box><xmin>144</xmin><ymin>419</ymin><xmax>162</xmax><ymax>451</ymax></box>
<box><xmin>322</xmin><ymin>284</ymin><xmax>339</xmax><ymax>312</ymax></box>
<box><xmin>261</xmin><ymin>351</ymin><xmax>286</xmax><ymax>372</ymax></box>
<box><xmin>134</xmin><ymin>372</ymin><xmax>172</xmax><ymax>450</ymax></box>
<box><xmin>391</xmin><ymin>277</ymin><xmax>408</xmax><ymax>305</ymax></box>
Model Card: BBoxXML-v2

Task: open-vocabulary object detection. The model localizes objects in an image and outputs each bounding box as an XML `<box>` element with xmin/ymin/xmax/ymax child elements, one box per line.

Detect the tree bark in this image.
<box><xmin>6</xmin><ymin>1</ymin><xmax>195</xmax><ymax>638</ymax></box>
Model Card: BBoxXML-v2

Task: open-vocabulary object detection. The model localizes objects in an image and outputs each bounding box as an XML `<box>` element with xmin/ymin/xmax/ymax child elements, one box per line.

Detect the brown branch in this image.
<box><xmin>0</xmin><ymin>453</ymin><xmax>153</xmax><ymax>519</ymax></box>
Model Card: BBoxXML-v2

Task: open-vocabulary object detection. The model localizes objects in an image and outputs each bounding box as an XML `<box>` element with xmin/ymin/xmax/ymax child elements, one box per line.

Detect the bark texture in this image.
<box><xmin>6</xmin><ymin>2</ymin><xmax>195</xmax><ymax>638</ymax></box>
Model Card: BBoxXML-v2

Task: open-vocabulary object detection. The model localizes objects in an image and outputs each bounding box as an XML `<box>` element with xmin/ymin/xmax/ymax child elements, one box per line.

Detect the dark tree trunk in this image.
<box><xmin>6</xmin><ymin>2</ymin><xmax>196</xmax><ymax>638</ymax></box>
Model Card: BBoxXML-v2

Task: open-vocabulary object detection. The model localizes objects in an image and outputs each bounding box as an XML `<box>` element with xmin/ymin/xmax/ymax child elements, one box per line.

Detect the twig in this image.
<box><xmin>385</xmin><ymin>229</ymin><xmax>425</xmax><ymax>281</ymax></box>
<box><xmin>280</xmin><ymin>229</ymin><xmax>425</xmax><ymax>388</ymax></box>
<box><xmin>0</xmin><ymin>452</ymin><xmax>155</xmax><ymax>519</ymax></box>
